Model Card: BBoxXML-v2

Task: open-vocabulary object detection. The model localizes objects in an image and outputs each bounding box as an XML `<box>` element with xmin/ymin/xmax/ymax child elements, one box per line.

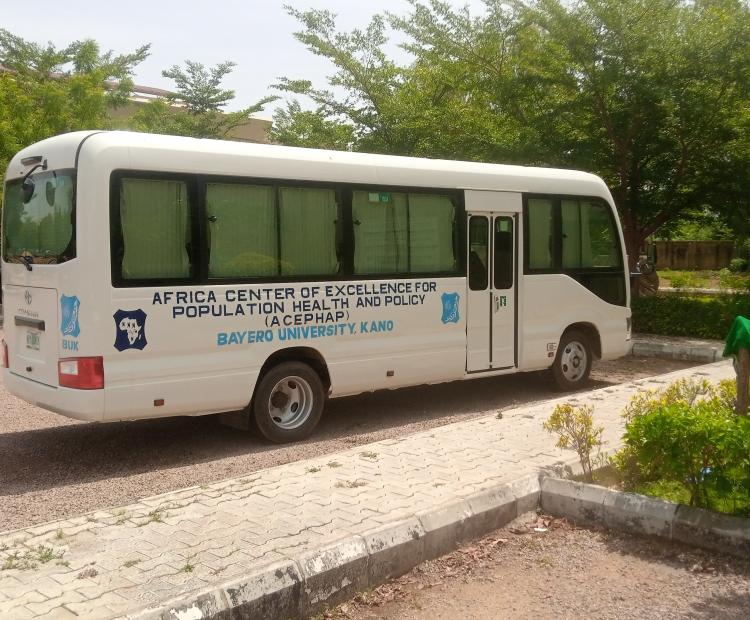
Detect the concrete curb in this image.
<box><xmin>121</xmin><ymin>473</ymin><xmax>541</xmax><ymax>620</ymax></box>
<box><xmin>540</xmin><ymin>477</ymin><xmax>750</xmax><ymax>559</ymax></box>
<box><xmin>630</xmin><ymin>339</ymin><xmax>723</xmax><ymax>363</ymax></box>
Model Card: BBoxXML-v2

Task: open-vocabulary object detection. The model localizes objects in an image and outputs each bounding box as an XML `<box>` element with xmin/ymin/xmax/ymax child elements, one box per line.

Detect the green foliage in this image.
<box><xmin>659</xmin><ymin>217</ymin><xmax>735</xmax><ymax>242</ymax></box>
<box><xmin>543</xmin><ymin>403</ymin><xmax>604</xmax><ymax>481</ymax></box>
<box><xmin>0</xmin><ymin>30</ymin><xmax>149</xmax><ymax>202</ymax></box>
<box><xmin>270</xmin><ymin>100</ymin><xmax>354</xmax><ymax>150</ymax></box>
<box><xmin>663</xmin><ymin>271</ymin><xmax>702</xmax><ymax>289</ymax></box>
<box><xmin>631</xmin><ymin>294</ymin><xmax>750</xmax><ymax>339</ymax></box>
<box><xmin>278</xmin><ymin>1</ymin><xmax>750</xmax><ymax>262</ymax></box>
<box><xmin>718</xmin><ymin>268</ymin><xmax>749</xmax><ymax>291</ymax></box>
<box><xmin>614</xmin><ymin>379</ymin><xmax>750</xmax><ymax>513</ymax></box>
<box><xmin>131</xmin><ymin>60</ymin><xmax>276</xmax><ymax>139</ymax></box>
<box><xmin>729</xmin><ymin>258</ymin><xmax>749</xmax><ymax>274</ymax></box>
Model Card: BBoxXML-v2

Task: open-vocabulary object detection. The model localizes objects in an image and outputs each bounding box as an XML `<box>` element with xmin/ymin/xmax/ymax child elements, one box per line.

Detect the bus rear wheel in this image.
<box><xmin>253</xmin><ymin>361</ymin><xmax>325</xmax><ymax>443</ymax></box>
<box><xmin>551</xmin><ymin>330</ymin><xmax>592</xmax><ymax>391</ymax></box>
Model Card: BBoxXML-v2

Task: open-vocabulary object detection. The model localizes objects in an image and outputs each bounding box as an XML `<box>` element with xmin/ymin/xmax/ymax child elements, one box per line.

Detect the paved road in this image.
<box><xmin>0</xmin><ymin>355</ymin><xmax>692</xmax><ymax>531</ymax></box>
<box><xmin>0</xmin><ymin>360</ymin><xmax>730</xmax><ymax>620</ymax></box>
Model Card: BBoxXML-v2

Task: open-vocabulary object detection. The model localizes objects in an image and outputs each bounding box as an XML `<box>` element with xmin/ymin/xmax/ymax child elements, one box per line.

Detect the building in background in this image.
<box><xmin>108</xmin><ymin>83</ymin><xmax>272</xmax><ymax>143</ymax></box>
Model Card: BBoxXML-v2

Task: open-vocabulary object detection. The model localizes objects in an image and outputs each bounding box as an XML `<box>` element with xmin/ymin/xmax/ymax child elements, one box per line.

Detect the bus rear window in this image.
<box><xmin>3</xmin><ymin>170</ymin><xmax>76</xmax><ymax>264</ymax></box>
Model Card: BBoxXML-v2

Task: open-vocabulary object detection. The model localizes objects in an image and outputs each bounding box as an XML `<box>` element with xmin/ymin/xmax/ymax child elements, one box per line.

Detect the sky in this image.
<box><xmin>3</xmin><ymin>0</ymin><xmax>488</xmax><ymax>119</ymax></box>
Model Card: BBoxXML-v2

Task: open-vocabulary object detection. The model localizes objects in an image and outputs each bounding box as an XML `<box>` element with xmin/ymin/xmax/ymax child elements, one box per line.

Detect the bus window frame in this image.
<box><xmin>109</xmin><ymin>170</ymin><xmax>202</xmax><ymax>288</ymax></box>
<box><xmin>522</xmin><ymin>193</ymin><xmax>626</xmax><ymax>305</ymax></box>
<box><xmin>109</xmin><ymin>170</ymin><xmax>467</xmax><ymax>287</ymax></box>
<box><xmin>3</xmin><ymin>167</ymin><xmax>78</xmax><ymax>265</ymax></box>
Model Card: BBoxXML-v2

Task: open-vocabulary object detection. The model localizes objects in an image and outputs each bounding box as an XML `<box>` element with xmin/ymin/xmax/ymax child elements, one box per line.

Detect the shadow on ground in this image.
<box><xmin>0</xmin><ymin>371</ymin><xmax>614</xmax><ymax>497</ymax></box>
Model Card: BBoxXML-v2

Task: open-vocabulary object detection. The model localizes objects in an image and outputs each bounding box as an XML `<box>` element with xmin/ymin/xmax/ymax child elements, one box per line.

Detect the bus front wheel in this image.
<box><xmin>551</xmin><ymin>330</ymin><xmax>592</xmax><ymax>391</ymax></box>
<box><xmin>253</xmin><ymin>361</ymin><xmax>325</xmax><ymax>443</ymax></box>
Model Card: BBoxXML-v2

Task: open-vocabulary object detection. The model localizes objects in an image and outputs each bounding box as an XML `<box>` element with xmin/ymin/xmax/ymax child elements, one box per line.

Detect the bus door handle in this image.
<box><xmin>494</xmin><ymin>295</ymin><xmax>500</xmax><ymax>312</ymax></box>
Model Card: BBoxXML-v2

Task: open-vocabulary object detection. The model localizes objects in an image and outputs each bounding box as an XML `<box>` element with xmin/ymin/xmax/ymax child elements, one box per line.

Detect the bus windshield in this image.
<box><xmin>3</xmin><ymin>169</ymin><xmax>76</xmax><ymax>265</ymax></box>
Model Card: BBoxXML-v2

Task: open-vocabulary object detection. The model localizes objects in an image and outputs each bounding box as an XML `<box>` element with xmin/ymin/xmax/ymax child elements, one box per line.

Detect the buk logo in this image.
<box><xmin>60</xmin><ymin>295</ymin><xmax>81</xmax><ymax>337</ymax></box>
<box><xmin>441</xmin><ymin>292</ymin><xmax>460</xmax><ymax>324</ymax></box>
<box><xmin>113</xmin><ymin>309</ymin><xmax>147</xmax><ymax>351</ymax></box>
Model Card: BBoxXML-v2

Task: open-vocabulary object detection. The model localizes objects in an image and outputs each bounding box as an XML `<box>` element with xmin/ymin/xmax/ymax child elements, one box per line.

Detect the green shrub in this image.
<box><xmin>631</xmin><ymin>294</ymin><xmax>750</xmax><ymax>339</ymax></box>
<box><xmin>664</xmin><ymin>271</ymin><xmax>700</xmax><ymax>289</ymax></box>
<box><xmin>613</xmin><ymin>380</ymin><xmax>750</xmax><ymax>514</ymax></box>
<box><xmin>543</xmin><ymin>403</ymin><xmax>604</xmax><ymax>482</ymax></box>
<box><xmin>729</xmin><ymin>258</ymin><xmax>748</xmax><ymax>274</ymax></box>
<box><xmin>718</xmin><ymin>268</ymin><xmax>749</xmax><ymax>290</ymax></box>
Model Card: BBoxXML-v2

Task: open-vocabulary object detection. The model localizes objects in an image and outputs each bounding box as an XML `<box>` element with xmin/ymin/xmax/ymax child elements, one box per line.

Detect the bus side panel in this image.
<box><xmin>519</xmin><ymin>274</ymin><xmax>630</xmax><ymax>371</ymax></box>
<box><xmin>326</xmin><ymin>278</ymin><xmax>467</xmax><ymax>397</ymax></box>
<box><xmin>101</xmin><ymin>278</ymin><xmax>467</xmax><ymax>421</ymax></box>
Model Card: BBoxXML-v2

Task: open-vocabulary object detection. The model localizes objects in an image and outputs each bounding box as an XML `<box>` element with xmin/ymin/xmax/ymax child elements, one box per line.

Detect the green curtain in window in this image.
<box><xmin>409</xmin><ymin>194</ymin><xmax>456</xmax><ymax>272</ymax></box>
<box><xmin>562</xmin><ymin>199</ymin><xmax>582</xmax><ymax>268</ymax></box>
<box><xmin>279</xmin><ymin>187</ymin><xmax>339</xmax><ymax>276</ymax></box>
<box><xmin>120</xmin><ymin>179</ymin><xmax>190</xmax><ymax>279</ymax></box>
<box><xmin>528</xmin><ymin>198</ymin><xmax>554</xmax><ymax>269</ymax></box>
<box><xmin>206</xmin><ymin>183</ymin><xmax>277</xmax><ymax>277</ymax></box>
<box><xmin>353</xmin><ymin>191</ymin><xmax>408</xmax><ymax>274</ymax></box>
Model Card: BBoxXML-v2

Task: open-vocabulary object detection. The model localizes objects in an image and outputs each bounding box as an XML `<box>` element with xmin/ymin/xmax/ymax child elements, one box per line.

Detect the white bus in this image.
<box><xmin>2</xmin><ymin>131</ymin><xmax>631</xmax><ymax>442</ymax></box>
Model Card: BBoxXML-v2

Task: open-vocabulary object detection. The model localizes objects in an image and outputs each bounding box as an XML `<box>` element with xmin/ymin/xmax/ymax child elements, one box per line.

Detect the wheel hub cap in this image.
<box><xmin>561</xmin><ymin>341</ymin><xmax>587</xmax><ymax>382</ymax></box>
<box><xmin>268</xmin><ymin>376</ymin><xmax>314</xmax><ymax>430</ymax></box>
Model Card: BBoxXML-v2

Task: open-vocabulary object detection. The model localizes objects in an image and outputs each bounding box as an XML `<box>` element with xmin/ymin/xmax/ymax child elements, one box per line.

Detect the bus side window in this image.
<box><xmin>527</xmin><ymin>197</ymin><xmax>554</xmax><ymax>270</ymax></box>
<box><xmin>468</xmin><ymin>216</ymin><xmax>488</xmax><ymax>291</ymax></box>
<box><xmin>494</xmin><ymin>217</ymin><xmax>514</xmax><ymax>289</ymax></box>
<box><xmin>119</xmin><ymin>178</ymin><xmax>191</xmax><ymax>280</ymax></box>
<box><xmin>206</xmin><ymin>182</ymin><xmax>277</xmax><ymax>278</ymax></box>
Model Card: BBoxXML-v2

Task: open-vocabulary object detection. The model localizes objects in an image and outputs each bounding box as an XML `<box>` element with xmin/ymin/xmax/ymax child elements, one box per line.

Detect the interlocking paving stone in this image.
<box><xmin>0</xmin><ymin>360</ymin><xmax>733</xmax><ymax>619</ymax></box>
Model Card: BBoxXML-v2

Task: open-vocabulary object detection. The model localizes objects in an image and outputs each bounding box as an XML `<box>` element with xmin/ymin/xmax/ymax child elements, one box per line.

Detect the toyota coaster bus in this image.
<box><xmin>1</xmin><ymin>131</ymin><xmax>631</xmax><ymax>442</ymax></box>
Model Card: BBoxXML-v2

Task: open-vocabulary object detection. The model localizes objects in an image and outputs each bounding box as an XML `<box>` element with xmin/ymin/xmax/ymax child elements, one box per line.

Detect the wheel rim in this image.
<box><xmin>560</xmin><ymin>341</ymin><xmax>587</xmax><ymax>382</ymax></box>
<box><xmin>268</xmin><ymin>375</ymin><xmax>314</xmax><ymax>430</ymax></box>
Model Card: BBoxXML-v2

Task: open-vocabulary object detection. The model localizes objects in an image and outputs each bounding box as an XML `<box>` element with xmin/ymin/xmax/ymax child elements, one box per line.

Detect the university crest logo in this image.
<box><xmin>114</xmin><ymin>309</ymin><xmax>148</xmax><ymax>351</ymax></box>
<box><xmin>441</xmin><ymin>292</ymin><xmax>460</xmax><ymax>324</ymax></box>
<box><xmin>60</xmin><ymin>295</ymin><xmax>81</xmax><ymax>337</ymax></box>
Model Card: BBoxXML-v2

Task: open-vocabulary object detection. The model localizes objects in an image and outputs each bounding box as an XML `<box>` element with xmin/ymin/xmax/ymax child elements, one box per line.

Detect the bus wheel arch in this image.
<box><xmin>250</xmin><ymin>347</ymin><xmax>331</xmax><ymax>443</ymax></box>
<box><xmin>257</xmin><ymin>346</ymin><xmax>331</xmax><ymax>394</ymax></box>
<box><xmin>551</xmin><ymin>323</ymin><xmax>600</xmax><ymax>391</ymax></box>
<box><xmin>562</xmin><ymin>322</ymin><xmax>601</xmax><ymax>360</ymax></box>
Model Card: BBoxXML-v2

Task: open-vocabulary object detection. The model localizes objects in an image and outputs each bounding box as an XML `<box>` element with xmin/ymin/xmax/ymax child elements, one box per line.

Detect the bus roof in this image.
<box><xmin>9</xmin><ymin>130</ymin><xmax>613</xmax><ymax>201</ymax></box>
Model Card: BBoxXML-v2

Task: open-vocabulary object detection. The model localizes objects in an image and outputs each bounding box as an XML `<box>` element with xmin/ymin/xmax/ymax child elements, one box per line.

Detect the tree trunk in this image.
<box><xmin>736</xmin><ymin>348</ymin><xmax>750</xmax><ymax>416</ymax></box>
<box><xmin>621</xmin><ymin>208</ymin><xmax>642</xmax><ymax>273</ymax></box>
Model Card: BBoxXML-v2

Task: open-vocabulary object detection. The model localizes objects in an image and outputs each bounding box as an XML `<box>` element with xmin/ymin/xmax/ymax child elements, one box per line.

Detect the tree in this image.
<box><xmin>270</xmin><ymin>100</ymin><xmax>354</xmax><ymax>150</ymax></box>
<box><xmin>518</xmin><ymin>0</ymin><xmax>750</xmax><ymax>266</ymax></box>
<box><xmin>132</xmin><ymin>60</ymin><xmax>276</xmax><ymax>139</ymax></box>
<box><xmin>279</xmin><ymin>1</ymin><xmax>750</xmax><ymax>266</ymax></box>
<box><xmin>0</xmin><ymin>30</ymin><xmax>149</xmax><ymax>199</ymax></box>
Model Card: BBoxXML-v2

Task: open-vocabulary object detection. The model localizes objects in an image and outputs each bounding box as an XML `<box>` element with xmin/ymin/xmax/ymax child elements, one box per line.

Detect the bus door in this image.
<box><xmin>465</xmin><ymin>192</ymin><xmax>520</xmax><ymax>372</ymax></box>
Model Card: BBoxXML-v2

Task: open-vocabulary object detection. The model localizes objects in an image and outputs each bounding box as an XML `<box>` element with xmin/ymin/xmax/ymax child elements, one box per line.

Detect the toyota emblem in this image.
<box><xmin>24</xmin><ymin>290</ymin><xmax>32</xmax><ymax>305</ymax></box>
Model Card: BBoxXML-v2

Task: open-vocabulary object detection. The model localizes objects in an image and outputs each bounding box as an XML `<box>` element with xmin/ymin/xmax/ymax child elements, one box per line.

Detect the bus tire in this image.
<box><xmin>253</xmin><ymin>361</ymin><xmax>325</xmax><ymax>443</ymax></box>
<box><xmin>551</xmin><ymin>330</ymin><xmax>592</xmax><ymax>391</ymax></box>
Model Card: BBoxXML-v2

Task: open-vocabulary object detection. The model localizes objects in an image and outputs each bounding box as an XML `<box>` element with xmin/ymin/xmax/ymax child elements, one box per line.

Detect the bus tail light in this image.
<box><xmin>2</xmin><ymin>340</ymin><xmax>8</xmax><ymax>368</ymax></box>
<box><xmin>58</xmin><ymin>357</ymin><xmax>104</xmax><ymax>389</ymax></box>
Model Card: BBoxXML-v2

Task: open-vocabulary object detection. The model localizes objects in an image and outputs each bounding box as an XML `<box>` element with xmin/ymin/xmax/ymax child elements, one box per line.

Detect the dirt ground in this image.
<box><xmin>323</xmin><ymin>514</ymin><xmax>750</xmax><ymax>620</ymax></box>
<box><xmin>0</xmin><ymin>354</ymin><xmax>694</xmax><ymax>531</ymax></box>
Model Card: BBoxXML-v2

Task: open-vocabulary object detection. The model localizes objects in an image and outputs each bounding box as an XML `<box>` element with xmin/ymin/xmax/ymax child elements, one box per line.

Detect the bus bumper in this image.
<box><xmin>3</xmin><ymin>369</ymin><xmax>105</xmax><ymax>422</ymax></box>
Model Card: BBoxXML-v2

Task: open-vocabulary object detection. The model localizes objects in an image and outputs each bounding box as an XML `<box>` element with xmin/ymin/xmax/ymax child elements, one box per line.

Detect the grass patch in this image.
<box><xmin>359</xmin><ymin>451</ymin><xmax>378</xmax><ymax>460</ymax></box>
<box><xmin>1</xmin><ymin>545</ymin><xmax>65</xmax><ymax>571</ymax></box>
<box><xmin>335</xmin><ymin>479</ymin><xmax>367</xmax><ymax>489</ymax></box>
<box><xmin>137</xmin><ymin>509</ymin><xmax>165</xmax><ymax>527</ymax></box>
